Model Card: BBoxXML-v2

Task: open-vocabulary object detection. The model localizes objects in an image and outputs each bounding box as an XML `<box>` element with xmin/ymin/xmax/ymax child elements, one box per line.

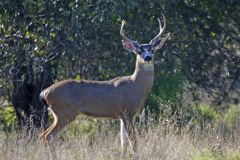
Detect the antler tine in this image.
<box><xmin>150</xmin><ymin>13</ymin><xmax>166</xmax><ymax>44</ymax></box>
<box><xmin>120</xmin><ymin>20</ymin><xmax>135</xmax><ymax>42</ymax></box>
<box><xmin>158</xmin><ymin>17</ymin><xmax>162</xmax><ymax>31</ymax></box>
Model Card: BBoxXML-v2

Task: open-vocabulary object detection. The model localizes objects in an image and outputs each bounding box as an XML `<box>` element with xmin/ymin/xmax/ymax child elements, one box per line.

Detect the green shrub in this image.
<box><xmin>193</xmin><ymin>148</ymin><xmax>240</xmax><ymax>160</ymax></box>
<box><xmin>146</xmin><ymin>72</ymin><xmax>184</xmax><ymax>120</ymax></box>
<box><xmin>193</xmin><ymin>149</ymin><xmax>221</xmax><ymax>160</ymax></box>
<box><xmin>0</xmin><ymin>105</ymin><xmax>16</xmax><ymax>131</ymax></box>
<box><xmin>63</xmin><ymin>117</ymin><xmax>99</xmax><ymax>139</ymax></box>
<box><xmin>197</xmin><ymin>104</ymin><xmax>220</xmax><ymax>123</ymax></box>
<box><xmin>223</xmin><ymin>104</ymin><xmax>240</xmax><ymax>130</ymax></box>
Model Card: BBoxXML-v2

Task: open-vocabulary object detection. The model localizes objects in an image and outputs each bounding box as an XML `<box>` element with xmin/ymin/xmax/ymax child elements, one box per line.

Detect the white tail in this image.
<box><xmin>40</xmin><ymin>15</ymin><xmax>170</xmax><ymax>156</ymax></box>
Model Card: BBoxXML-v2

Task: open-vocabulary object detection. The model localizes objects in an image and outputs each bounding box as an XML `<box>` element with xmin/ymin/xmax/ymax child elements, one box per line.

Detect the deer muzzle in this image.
<box><xmin>144</xmin><ymin>56</ymin><xmax>152</xmax><ymax>62</ymax></box>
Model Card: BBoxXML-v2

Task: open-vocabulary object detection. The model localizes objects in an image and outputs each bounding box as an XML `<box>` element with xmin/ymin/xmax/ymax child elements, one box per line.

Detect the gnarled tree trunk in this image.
<box><xmin>11</xmin><ymin>52</ymin><xmax>53</xmax><ymax>131</ymax></box>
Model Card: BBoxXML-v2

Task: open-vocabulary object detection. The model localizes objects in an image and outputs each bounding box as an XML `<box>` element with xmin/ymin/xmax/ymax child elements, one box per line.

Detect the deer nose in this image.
<box><xmin>144</xmin><ymin>56</ymin><xmax>152</xmax><ymax>62</ymax></box>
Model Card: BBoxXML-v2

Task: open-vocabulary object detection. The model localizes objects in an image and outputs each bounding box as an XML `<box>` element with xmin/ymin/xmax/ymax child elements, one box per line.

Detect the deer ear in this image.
<box><xmin>122</xmin><ymin>40</ymin><xmax>139</xmax><ymax>53</ymax></box>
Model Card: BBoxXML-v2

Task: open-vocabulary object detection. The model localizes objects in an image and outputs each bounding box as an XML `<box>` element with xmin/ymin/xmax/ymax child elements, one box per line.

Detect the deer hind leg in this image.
<box><xmin>44</xmin><ymin>106</ymin><xmax>78</xmax><ymax>143</ymax></box>
<box><xmin>44</xmin><ymin>120</ymin><xmax>66</xmax><ymax>142</ymax></box>
<box><xmin>43</xmin><ymin>109</ymin><xmax>69</xmax><ymax>142</ymax></box>
<box><xmin>39</xmin><ymin>123</ymin><xmax>55</xmax><ymax>140</ymax></box>
<box><xmin>39</xmin><ymin>107</ymin><xmax>57</xmax><ymax>141</ymax></box>
<box><xmin>38</xmin><ymin>108</ymin><xmax>59</xmax><ymax>160</ymax></box>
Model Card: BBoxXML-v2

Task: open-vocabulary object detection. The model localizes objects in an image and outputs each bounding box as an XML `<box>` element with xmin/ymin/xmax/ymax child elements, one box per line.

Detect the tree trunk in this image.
<box><xmin>11</xmin><ymin>53</ymin><xmax>53</xmax><ymax>131</ymax></box>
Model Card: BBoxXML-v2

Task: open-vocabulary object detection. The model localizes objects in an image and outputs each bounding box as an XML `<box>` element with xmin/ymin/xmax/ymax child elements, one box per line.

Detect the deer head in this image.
<box><xmin>120</xmin><ymin>14</ymin><xmax>170</xmax><ymax>63</ymax></box>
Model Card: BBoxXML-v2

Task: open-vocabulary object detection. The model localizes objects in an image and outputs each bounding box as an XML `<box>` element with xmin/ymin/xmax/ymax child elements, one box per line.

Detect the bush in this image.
<box><xmin>146</xmin><ymin>72</ymin><xmax>184</xmax><ymax>120</ymax></box>
<box><xmin>223</xmin><ymin>104</ymin><xmax>240</xmax><ymax>130</ymax></box>
<box><xmin>193</xmin><ymin>148</ymin><xmax>240</xmax><ymax>160</ymax></box>
<box><xmin>0</xmin><ymin>105</ymin><xmax>16</xmax><ymax>131</ymax></box>
<box><xmin>197</xmin><ymin>104</ymin><xmax>220</xmax><ymax>124</ymax></box>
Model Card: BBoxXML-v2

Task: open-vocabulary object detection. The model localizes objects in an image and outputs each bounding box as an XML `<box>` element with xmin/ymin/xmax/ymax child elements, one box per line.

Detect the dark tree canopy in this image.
<box><xmin>0</xmin><ymin>0</ymin><xmax>239</xmax><ymax>128</ymax></box>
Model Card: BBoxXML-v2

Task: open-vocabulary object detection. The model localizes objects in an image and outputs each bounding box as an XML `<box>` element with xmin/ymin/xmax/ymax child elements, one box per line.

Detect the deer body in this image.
<box><xmin>40</xmin><ymin>15</ymin><xmax>169</xmax><ymax>157</ymax></box>
<box><xmin>43</xmin><ymin>56</ymin><xmax>153</xmax><ymax>120</ymax></box>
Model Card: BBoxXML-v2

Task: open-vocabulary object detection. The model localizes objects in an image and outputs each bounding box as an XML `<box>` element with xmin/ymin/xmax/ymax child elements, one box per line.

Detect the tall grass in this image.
<box><xmin>0</xmin><ymin>114</ymin><xmax>240</xmax><ymax>160</ymax></box>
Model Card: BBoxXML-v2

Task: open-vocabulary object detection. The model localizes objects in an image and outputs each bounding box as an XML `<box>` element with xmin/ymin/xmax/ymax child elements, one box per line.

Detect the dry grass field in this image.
<box><xmin>0</xmin><ymin>116</ymin><xmax>240</xmax><ymax>160</ymax></box>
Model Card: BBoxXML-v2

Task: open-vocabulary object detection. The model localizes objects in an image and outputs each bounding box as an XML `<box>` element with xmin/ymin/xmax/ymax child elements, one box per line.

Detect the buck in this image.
<box><xmin>39</xmin><ymin>15</ymin><xmax>170</xmax><ymax>155</ymax></box>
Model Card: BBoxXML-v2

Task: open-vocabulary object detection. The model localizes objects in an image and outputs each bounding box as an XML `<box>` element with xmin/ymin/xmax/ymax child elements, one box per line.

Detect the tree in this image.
<box><xmin>0</xmin><ymin>0</ymin><xmax>239</xmax><ymax>129</ymax></box>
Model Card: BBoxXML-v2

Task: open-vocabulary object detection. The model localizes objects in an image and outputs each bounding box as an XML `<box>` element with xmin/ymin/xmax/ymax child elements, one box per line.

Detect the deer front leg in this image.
<box><xmin>121</xmin><ymin>116</ymin><xmax>137</xmax><ymax>155</ymax></box>
<box><xmin>127</xmin><ymin>116</ymin><xmax>137</xmax><ymax>153</ymax></box>
<box><xmin>120</xmin><ymin>119</ymin><xmax>128</xmax><ymax>155</ymax></box>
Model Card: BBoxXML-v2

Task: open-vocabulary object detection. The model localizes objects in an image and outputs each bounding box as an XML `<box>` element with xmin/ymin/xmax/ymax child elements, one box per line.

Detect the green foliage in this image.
<box><xmin>193</xmin><ymin>149</ymin><xmax>221</xmax><ymax>160</ymax></box>
<box><xmin>193</xmin><ymin>104</ymin><xmax>240</xmax><ymax>133</ymax></box>
<box><xmin>63</xmin><ymin>117</ymin><xmax>99</xmax><ymax>139</ymax></box>
<box><xmin>75</xmin><ymin>119</ymin><xmax>98</xmax><ymax>138</ymax></box>
<box><xmin>146</xmin><ymin>71</ymin><xmax>184</xmax><ymax>119</ymax></box>
<box><xmin>154</xmin><ymin>71</ymin><xmax>183</xmax><ymax>103</ymax></box>
<box><xmin>193</xmin><ymin>149</ymin><xmax>240</xmax><ymax>160</ymax></box>
<box><xmin>0</xmin><ymin>0</ymin><xmax>239</xmax><ymax>129</ymax></box>
<box><xmin>223</xmin><ymin>104</ymin><xmax>240</xmax><ymax>129</ymax></box>
<box><xmin>197</xmin><ymin>104</ymin><xmax>220</xmax><ymax>123</ymax></box>
<box><xmin>0</xmin><ymin>106</ymin><xmax>16</xmax><ymax>131</ymax></box>
<box><xmin>75</xmin><ymin>74</ymin><xmax>81</xmax><ymax>81</ymax></box>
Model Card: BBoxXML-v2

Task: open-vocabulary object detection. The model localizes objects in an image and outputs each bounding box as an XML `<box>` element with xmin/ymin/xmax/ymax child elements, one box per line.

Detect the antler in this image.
<box><xmin>120</xmin><ymin>20</ymin><xmax>136</xmax><ymax>42</ymax></box>
<box><xmin>150</xmin><ymin>13</ymin><xmax>166</xmax><ymax>44</ymax></box>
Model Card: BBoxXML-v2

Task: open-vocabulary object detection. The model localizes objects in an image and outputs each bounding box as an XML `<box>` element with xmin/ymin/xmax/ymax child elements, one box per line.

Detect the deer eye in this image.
<box><xmin>137</xmin><ymin>51</ymin><xmax>142</xmax><ymax>55</ymax></box>
<box><xmin>136</xmin><ymin>47</ymin><xmax>143</xmax><ymax>54</ymax></box>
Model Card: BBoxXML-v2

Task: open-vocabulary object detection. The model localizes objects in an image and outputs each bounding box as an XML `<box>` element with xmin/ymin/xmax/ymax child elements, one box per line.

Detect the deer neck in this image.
<box><xmin>131</xmin><ymin>55</ymin><xmax>154</xmax><ymax>92</ymax></box>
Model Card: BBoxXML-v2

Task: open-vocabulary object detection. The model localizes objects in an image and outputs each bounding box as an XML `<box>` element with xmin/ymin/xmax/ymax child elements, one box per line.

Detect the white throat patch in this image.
<box><xmin>143</xmin><ymin>63</ymin><xmax>154</xmax><ymax>70</ymax></box>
